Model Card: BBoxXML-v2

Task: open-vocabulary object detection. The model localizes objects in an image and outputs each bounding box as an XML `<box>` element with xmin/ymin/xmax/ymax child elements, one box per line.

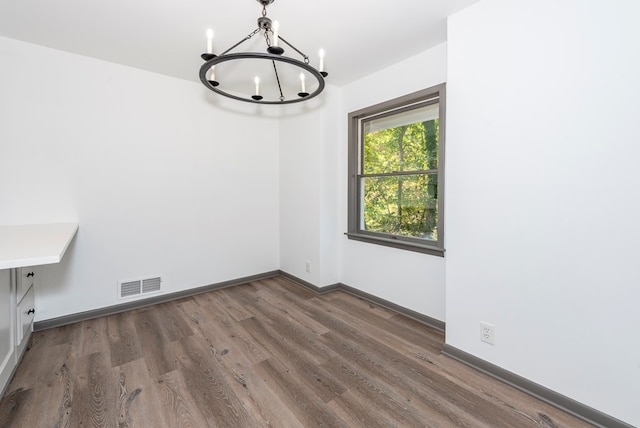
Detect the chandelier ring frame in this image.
<box><xmin>199</xmin><ymin>52</ymin><xmax>326</xmax><ymax>105</ymax></box>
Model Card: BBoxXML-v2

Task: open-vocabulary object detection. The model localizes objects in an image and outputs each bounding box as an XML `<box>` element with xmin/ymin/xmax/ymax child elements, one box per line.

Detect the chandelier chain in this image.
<box><xmin>219</xmin><ymin>27</ymin><xmax>261</xmax><ymax>57</ymax></box>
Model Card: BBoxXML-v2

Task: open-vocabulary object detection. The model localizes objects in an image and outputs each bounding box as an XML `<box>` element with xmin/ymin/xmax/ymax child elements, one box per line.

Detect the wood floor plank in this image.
<box><xmin>114</xmin><ymin>365</ymin><xmax>141</xmax><ymax>428</ymax></box>
<box><xmin>257</xmin><ymin>276</ymin><xmax>317</xmax><ymax>303</ymax></box>
<box><xmin>4</xmin><ymin>332</ymin><xmax>76</xmax><ymax>427</ymax></box>
<box><xmin>113</xmin><ymin>359</ymin><xmax>168</xmax><ymax>428</ymax></box>
<box><xmin>252</xmin><ymin>357</ymin><xmax>345</xmax><ymax>427</ymax></box>
<box><xmin>319</xmin><ymin>356</ymin><xmax>432</xmax><ymax>427</ymax></box>
<box><xmin>152</xmin><ymin>300</ymin><xmax>195</xmax><ymax>342</ymax></box>
<box><xmin>171</xmin><ymin>334</ymin><xmax>267</xmax><ymax>427</ymax></box>
<box><xmin>4</xmin><ymin>353</ymin><xmax>74</xmax><ymax>427</ymax></box>
<box><xmin>207</xmin><ymin>288</ymin><xmax>255</xmax><ymax>322</ymax></box>
<box><xmin>175</xmin><ymin>298</ymin><xmax>303</xmax><ymax>426</ymax></box>
<box><xmin>240</xmin><ymin>298</ymin><xmax>332</xmax><ymax>367</ymax></box>
<box><xmin>0</xmin><ymin>388</ymin><xmax>31</xmax><ymax>428</ymax></box>
<box><xmin>0</xmin><ymin>275</ymin><xmax>596</xmax><ymax>428</ymax></box>
<box><xmin>225</xmin><ymin>365</ymin><xmax>304</xmax><ymax>427</ymax></box>
<box><xmin>327</xmin><ymin>292</ymin><xmax>445</xmax><ymax>353</ymax></box>
<box><xmin>107</xmin><ymin>311</ymin><xmax>144</xmax><ymax>367</ymax></box>
<box><xmin>157</xmin><ymin>370</ymin><xmax>211</xmax><ymax>428</ymax></box>
<box><xmin>133</xmin><ymin>307</ymin><xmax>178</xmax><ymax>378</ymax></box>
<box><xmin>69</xmin><ymin>352</ymin><xmax>113</xmax><ymax>427</ymax></box>
<box><xmin>70</xmin><ymin>316</ymin><xmax>109</xmax><ymax>359</ymax></box>
<box><xmin>43</xmin><ymin>323</ymin><xmax>76</xmax><ymax>347</ymax></box>
<box><xmin>7</xmin><ymin>341</ymin><xmax>72</xmax><ymax>393</ymax></box>
<box><xmin>325</xmin><ymin>289</ymin><xmax>397</xmax><ymax>320</ymax></box>
<box><xmin>239</xmin><ymin>314</ymin><xmax>347</xmax><ymax>403</ymax></box>
<box><xmin>251</xmin><ymin>280</ymin><xmax>332</xmax><ymax>336</ymax></box>
<box><xmin>188</xmin><ymin>294</ymin><xmax>270</xmax><ymax>366</ymax></box>
<box><xmin>304</xmin><ymin>291</ymin><xmax>445</xmax><ymax>358</ymax></box>
<box><xmin>216</xmin><ymin>283</ymin><xmax>258</xmax><ymax>309</ymax></box>
<box><xmin>325</xmin><ymin>389</ymin><xmax>403</xmax><ymax>428</ymax></box>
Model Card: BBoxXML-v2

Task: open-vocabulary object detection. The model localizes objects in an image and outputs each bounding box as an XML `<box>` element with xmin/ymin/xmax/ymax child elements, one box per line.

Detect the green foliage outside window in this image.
<box><xmin>362</xmin><ymin>119</ymin><xmax>439</xmax><ymax>240</ymax></box>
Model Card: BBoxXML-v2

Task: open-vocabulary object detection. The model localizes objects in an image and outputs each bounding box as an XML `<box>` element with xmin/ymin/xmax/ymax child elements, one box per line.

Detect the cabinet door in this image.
<box><xmin>0</xmin><ymin>269</ymin><xmax>14</xmax><ymax>392</ymax></box>
<box><xmin>17</xmin><ymin>267</ymin><xmax>36</xmax><ymax>305</ymax></box>
<box><xmin>16</xmin><ymin>286</ymin><xmax>35</xmax><ymax>357</ymax></box>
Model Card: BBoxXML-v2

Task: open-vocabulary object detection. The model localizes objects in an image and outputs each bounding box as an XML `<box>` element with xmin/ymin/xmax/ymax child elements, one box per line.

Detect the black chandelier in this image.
<box><xmin>199</xmin><ymin>0</ymin><xmax>328</xmax><ymax>105</ymax></box>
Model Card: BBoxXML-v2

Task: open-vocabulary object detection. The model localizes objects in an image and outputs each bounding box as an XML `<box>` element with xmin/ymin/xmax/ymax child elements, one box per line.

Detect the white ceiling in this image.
<box><xmin>0</xmin><ymin>0</ymin><xmax>479</xmax><ymax>87</ymax></box>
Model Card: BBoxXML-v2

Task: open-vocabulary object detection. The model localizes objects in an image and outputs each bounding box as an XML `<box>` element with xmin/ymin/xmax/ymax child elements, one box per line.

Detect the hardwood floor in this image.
<box><xmin>0</xmin><ymin>276</ymin><xmax>593</xmax><ymax>427</ymax></box>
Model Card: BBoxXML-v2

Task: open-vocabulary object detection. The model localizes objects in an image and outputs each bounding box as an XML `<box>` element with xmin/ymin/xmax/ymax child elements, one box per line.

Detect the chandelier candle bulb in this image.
<box><xmin>206</xmin><ymin>29</ymin><xmax>214</xmax><ymax>54</ymax></box>
<box><xmin>209</xmin><ymin>66</ymin><xmax>215</xmax><ymax>80</ymax></box>
<box><xmin>300</xmin><ymin>73</ymin><xmax>306</xmax><ymax>93</ymax></box>
<box><xmin>319</xmin><ymin>49</ymin><xmax>325</xmax><ymax>72</ymax></box>
<box><xmin>272</xmin><ymin>21</ymin><xmax>279</xmax><ymax>47</ymax></box>
<box><xmin>254</xmin><ymin>76</ymin><xmax>260</xmax><ymax>95</ymax></box>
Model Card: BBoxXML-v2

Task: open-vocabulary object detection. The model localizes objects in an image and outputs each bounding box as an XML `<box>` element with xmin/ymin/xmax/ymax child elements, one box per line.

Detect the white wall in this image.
<box><xmin>0</xmin><ymin>36</ymin><xmax>281</xmax><ymax>320</ymax></box>
<box><xmin>339</xmin><ymin>43</ymin><xmax>448</xmax><ymax>321</ymax></box>
<box><xmin>279</xmin><ymin>87</ymin><xmax>341</xmax><ymax>286</ymax></box>
<box><xmin>279</xmin><ymin>106</ymin><xmax>322</xmax><ymax>283</ymax></box>
<box><xmin>446</xmin><ymin>1</ymin><xmax>640</xmax><ymax>425</ymax></box>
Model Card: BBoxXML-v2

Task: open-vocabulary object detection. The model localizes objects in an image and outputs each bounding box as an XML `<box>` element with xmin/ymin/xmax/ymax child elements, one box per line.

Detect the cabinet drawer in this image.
<box><xmin>17</xmin><ymin>286</ymin><xmax>35</xmax><ymax>347</ymax></box>
<box><xmin>17</xmin><ymin>267</ymin><xmax>36</xmax><ymax>304</ymax></box>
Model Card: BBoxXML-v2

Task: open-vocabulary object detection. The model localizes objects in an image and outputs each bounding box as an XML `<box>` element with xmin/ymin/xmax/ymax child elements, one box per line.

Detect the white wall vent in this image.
<box><xmin>118</xmin><ymin>275</ymin><xmax>163</xmax><ymax>299</ymax></box>
<box><xmin>142</xmin><ymin>277</ymin><xmax>162</xmax><ymax>293</ymax></box>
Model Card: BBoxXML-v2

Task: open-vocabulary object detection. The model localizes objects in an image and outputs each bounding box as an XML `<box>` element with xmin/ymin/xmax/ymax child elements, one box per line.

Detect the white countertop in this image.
<box><xmin>0</xmin><ymin>223</ymin><xmax>79</xmax><ymax>269</ymax></box>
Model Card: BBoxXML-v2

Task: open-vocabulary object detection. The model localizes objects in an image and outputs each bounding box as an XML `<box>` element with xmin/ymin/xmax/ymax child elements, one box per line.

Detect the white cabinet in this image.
<box><xmin>0</xmin><ymin>222</ymin><xmax>78</xmax><ymax>396</ymax></box>
<box><xmin>0</xmin><ymin>269</ymin><xmax>14</xmax><ymax>393</ymax></box>
<box><xmin>15</xmin><ymin>271</ymin><xmax>36</xmax><ymax>359</ymax></box>
<box><xmin>0</xmin><ymin>267</ymin><xmax>37</xmax><ymax>396</ymax></box>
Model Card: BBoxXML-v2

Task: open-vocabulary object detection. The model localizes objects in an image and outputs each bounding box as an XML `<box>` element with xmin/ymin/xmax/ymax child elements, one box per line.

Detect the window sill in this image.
<box><xmin>345</xmin><ymin>232</ymin><xmax>445</xmax><ymax>257</ymax></box>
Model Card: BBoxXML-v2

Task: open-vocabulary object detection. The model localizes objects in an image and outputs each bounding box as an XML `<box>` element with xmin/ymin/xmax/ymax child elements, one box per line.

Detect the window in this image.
<box><xmin>347</xmin><ymin>84</ymin><xmax>445</xmax><ymax>256</ymax></box>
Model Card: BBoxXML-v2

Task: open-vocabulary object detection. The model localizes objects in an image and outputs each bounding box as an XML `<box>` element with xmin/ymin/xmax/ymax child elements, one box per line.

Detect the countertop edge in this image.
<box><xmin>0</xmin><ymin>222</ymin><xmax>79</xmax><ymax>269</ymax></box>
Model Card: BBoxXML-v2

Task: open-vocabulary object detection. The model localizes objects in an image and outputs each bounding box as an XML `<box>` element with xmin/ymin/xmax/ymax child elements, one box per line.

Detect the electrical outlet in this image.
<box><xmin>305</xmin><ymin>260</ymin><xmax>311</xmax><ymax>273</ymax></box>
<box><xmin>480</xmin><ymin>322</ymin><xmax>495</xmax><ymax>345</ymax></box>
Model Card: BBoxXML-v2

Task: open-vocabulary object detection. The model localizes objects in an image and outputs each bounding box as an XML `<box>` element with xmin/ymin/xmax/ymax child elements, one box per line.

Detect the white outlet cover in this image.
<box><xmin>480</xmin><ymin>322</ymin><xmax>495</xmax><ymax>345</ymax></box>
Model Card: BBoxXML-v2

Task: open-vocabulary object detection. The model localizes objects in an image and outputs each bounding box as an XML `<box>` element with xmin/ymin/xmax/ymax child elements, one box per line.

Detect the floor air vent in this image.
<box><xmin>118</xmin><ymin>276</ymin><xmax>162</xmax><ymax>299</ymax></box>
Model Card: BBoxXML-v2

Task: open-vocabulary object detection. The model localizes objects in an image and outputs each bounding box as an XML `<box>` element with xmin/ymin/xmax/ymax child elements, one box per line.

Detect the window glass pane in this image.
<box><xmin>363</xmin><ymin>106</ymin><xmax>439</xmax><ymax>174</ymax></box>
<box><xmin>361</xmin><ymin>174</ymin><xmax>438</xmax><ymax>240</ymax></box>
